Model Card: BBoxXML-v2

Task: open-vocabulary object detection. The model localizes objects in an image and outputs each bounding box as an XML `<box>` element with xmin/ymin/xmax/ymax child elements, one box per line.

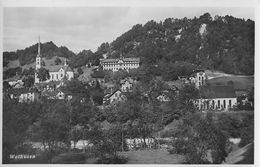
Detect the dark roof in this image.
<box><xmin>46</xmin><ymin>65</ymin><xmax>73</xmax><ymax>72</ymax></box>
<box><xmin>200</xmin><ymin>86</ymin><xmax>236</xmax><ymax>98</ymax></box>
<box><xmin>8</xmin><ymin>88</ymin><xmax>39</xmax><ymax>95</ymax></box>
<box><xmin>101</xmin><ymin>57</ymin><xmax>140</xmax><ymax>63</ymax></box>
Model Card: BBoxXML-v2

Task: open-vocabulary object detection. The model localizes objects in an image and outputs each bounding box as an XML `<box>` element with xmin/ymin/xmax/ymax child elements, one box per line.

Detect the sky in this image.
<box><xmin>3</xmin><ymin>7</ymin><xmax>254</xmax><ymax>54</ymax></box>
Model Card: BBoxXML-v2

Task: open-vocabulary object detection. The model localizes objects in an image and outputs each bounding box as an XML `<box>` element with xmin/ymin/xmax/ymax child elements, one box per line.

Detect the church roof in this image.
<box><xmin>46</xmin><ymin>65</ymin><xmax>73</xmax><ymax>72</ymax></box>
<box><xmin>200</xmin><ymin>85</ymin><xmax>236</xmax><ymax>99</ymax></box>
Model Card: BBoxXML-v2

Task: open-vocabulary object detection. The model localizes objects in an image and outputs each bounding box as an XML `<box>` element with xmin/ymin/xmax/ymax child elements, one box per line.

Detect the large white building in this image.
<box><xmin>195</xmin><ymin>85</ymin><xmax>237</xmax><ymax>111</ymax></box>
<box><xmin>100</xmin><ymin>56</ymin><xmax>140</xmax><ymax>72</ymax></box>
<box><xmin>34</xmin><ymin>37</ymin><xmax>74</xmax><ymax>84</ymax></box>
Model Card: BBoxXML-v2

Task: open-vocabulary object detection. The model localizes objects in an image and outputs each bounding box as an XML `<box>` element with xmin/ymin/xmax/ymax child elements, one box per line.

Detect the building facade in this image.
<box><xmin>34</xmin><ymin>37</ymin><xmax>74</xmax><ymax>84</ymax></box>
<box><xmin>196</xmin><ymin>85</ymin><xmax>237</xmax><ymax>111</ymax></box>
<box><xmin>103</xmin><ymin>89</ymin><xmax>126</xmax><ymax>105</ymax></box>
<box><xmin>189</xmin><ymin>70</ymin><xmax>206</xmax><ymax>88</ymax></box>
<box><xmin>9</xmin><ymin>88</ymin><xmax>39</xmax><ymax>103</ymax></box>
<box><xmin>100</xmin><ymin>56</ymin><xmax>140</xmax><ymax>72</ymax></box>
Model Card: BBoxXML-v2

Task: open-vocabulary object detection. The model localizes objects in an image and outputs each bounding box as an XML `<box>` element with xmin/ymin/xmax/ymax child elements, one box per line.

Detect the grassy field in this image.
<box><xmin>119</xmin><ymin>150</ymin><xmax>185</xmax><ymax>164</ymax></box>
<box><xmin>207</xmin><ymin>75</ymin><xmax>254</xmax><ymax>91</ymax></box>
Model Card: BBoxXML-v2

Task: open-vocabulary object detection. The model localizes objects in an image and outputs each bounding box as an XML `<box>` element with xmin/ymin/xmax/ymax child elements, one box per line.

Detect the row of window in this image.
<box><xmin>104</xmin><ymin>67</ymin><xmax>137</xmax><ymax>71</ymax></box>
<box><xmin>200</xmin><ymin>99</ymin><xmax>233</xmax><ymax>109</ymax></box>
<box><xmin>50</xmin><ymin>73</ymin><xmax>63</xmax><ymax>80</ymax></box>
<box><xmin>102</xmin><ymin>61</ymin><xmax>139</xmax><ymax>64</ymax></box>
<box><xmin>103</xmin><ymin>64</ymin><xmax>139</xmax><ymax>67</ymax></box>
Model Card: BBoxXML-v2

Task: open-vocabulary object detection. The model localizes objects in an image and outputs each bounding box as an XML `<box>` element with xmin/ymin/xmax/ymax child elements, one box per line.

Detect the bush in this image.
<box><xmin>77</xmin><ymin>67</ymin><xmax>84</xmax><ymax>75</ymax></box>
<box><xmin>96</xmin><ymin>155</ymin><xmax>127</xmax><ymax>164</ymax></box>
<box><xmin>52</xmin><ymin>152</ymin><xmax>89</xmax><ymax>164</ymax></box>
<box><xmin>168</xmin><ymin>139</ymin><xmax>189</xmax><ymax>155</ymax></box>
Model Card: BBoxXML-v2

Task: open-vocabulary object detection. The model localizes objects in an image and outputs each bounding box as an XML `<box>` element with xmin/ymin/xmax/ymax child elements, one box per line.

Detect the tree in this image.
<box><xmin>55</xmin><ymin>57</ymin><xmax>62</xmax><ymax>65</ymax></box>
<box><xmin>3</xmin><ymin>81</ymin><xmax>11</xmax><ymax>91</ymax></box>
<box><xmin>70</xmin><ymin>125</ymin><xmax>84</xmax><ymax>149</ymax></box>
<box><xmin>3</xmin><ymin>99</ymin><xmax>41</xmax><ymax>163</ymax></box>
<box><xmin>176</xmin><ymin>113</ymin><xmax>227</xmax><ymax>164</ymax></box>
<box><xmin>22</xmin><ymin>76</ymin><xmax>34</xmax><ymax>88</ymax></box>
<box><xmin>30</xmin><ymin>100</ymin><xmax>70</xmax><ymax>163</ymax></box>
<box><xmin>22</xmin><ymin>67</ymin><xmax>35</xmax><ymax>77</ymax></box>
<box><xmin>178</xmin><ymin>84</ymin><xmax>199</xmax><ymax>115</ymax></box>
<box><xmin>77</xmin><ymin>67</ymin><xmax>83</xmax><ymax>75</ymax></box>
<box><xmin>41</xmin><ymin>60</ymin><xmax>46</xmax><ymax>66</ymax></box>
<box><xmin>36</xmin><ymin>68</ymin><xmax>50</xmax><ymax>82</ymax></box>
<box><xmin>61</xmin><ymin>79</ymin><xmax>90</xmax><ymax>101</ymax></box>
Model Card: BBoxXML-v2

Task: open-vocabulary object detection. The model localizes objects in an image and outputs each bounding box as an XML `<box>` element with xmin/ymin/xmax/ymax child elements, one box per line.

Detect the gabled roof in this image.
<box><xmin>8</xmin><ymin>87</ymin><xmax>38</xmax><ymax>95</ymax></box>
<box><xmin>41</xmin><ymin>88</ymin><xmax>64</xmax><ymax>97</ymax></box>
<box><xmin>106</xmin><ymin>89</ymin><xmax>123</xmax><ymax>99</ymax></box>
<box><xmin>46</xmin><ymin>65</ymin><xmax>73</xmax><ymax>72</ymax></box>
<box><xmin>200</xmin><ymin>85</ymin><xmax>236</xmax><ymax>99</ymax></box>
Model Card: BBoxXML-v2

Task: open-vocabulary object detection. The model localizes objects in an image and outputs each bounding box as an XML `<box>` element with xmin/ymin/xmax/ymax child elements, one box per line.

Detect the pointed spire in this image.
<box><xmin>37</xmin><ymin>36</ymin><xmax>41</xmax><ymax>57</ymax></box>
<box><xmin>64</xmin><ymin>58</ymin><xmax>67</xmax><ymax>66</ymax></box>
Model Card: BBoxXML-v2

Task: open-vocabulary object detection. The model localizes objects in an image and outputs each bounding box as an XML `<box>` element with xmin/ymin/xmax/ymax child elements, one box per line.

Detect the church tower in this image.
<box><xmin>35</xmin><ymin>36</ymin><xmax>42</xmax><ymax>84</ymax></box>
<box><xmin>35</xmin><ymin>36</ymin><xmax>42</xmax><ymax>70</ymax></box>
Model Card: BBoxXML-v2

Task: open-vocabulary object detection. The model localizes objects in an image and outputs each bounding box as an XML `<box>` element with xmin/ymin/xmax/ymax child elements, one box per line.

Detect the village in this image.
<box><xmin>4</xmin><ymin>38</ymin><xmax>253</xmax><ymax>111</ymax></box>
<box><xmin>2</xmin><ymin>9</ymin><xmax>254</xmax><ymax>164</ymax></box>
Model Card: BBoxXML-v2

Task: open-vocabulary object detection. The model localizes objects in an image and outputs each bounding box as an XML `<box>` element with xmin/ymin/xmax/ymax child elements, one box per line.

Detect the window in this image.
<box><xmin>218</xmin><ymin>100</ymin><xmax>220</xmax><ymax>108</ymax></box>
<box><xmin>223</xmin><ymin>100</ymin><xmax>226</xmax><ymax>108</ymax></box>
<box><xmin>61</xmin><ymin>73</ymin><xmax>63</xmax><ymax>78</ymax></box>
<box><xmin>229</xmin><ymin>100</ymin><xmax>232</xmax><ymax>107</ymax></box>
<box><xmin>212</xmin><ymin>100</ymin><xmax>215</xmax><ymax>109</ymax></box>
<box><xmin>56</xmin><ymin>74</ymin><xmax>58</xmax><ymax>79</ymax></box>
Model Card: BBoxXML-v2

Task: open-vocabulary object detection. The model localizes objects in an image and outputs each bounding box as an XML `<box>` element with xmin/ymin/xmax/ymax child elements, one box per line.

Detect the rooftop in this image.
<box><xmin>45</xmin><ymin>65</ymin><xmax>73</xmax><ymax>72</ymax></box>
<box><xmin>101</xmin><ymin>57</ymin><xmax>140</xmax><ymax>63</ymax></box>
<box><xmin>200</xmin><ymin>85</ymin><xmax>236</xmax><ymax>99</ymax></box>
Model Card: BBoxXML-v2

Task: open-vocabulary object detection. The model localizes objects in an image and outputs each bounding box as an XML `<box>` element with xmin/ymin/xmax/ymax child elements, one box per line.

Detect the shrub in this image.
<box><xmin>96</xmin><ymin>155</ymin><xmax>127</xmax><ymax>164</ymax></box>
<box><xmin>168</xmin><ymin>139</ymin><xmax>189</xmax><ymax>155</ymax></box>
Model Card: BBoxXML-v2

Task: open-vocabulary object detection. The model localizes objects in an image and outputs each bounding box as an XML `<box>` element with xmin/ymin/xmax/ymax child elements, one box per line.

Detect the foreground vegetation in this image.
<box><xmin>3</xmin><ymin>76</ymin><xmax>254</xmax><ymax>164</ymax></box>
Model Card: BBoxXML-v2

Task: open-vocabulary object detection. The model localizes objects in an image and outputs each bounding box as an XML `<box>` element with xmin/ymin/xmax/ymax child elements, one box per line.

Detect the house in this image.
<box><xmin>157</xmin><ymin>93</ymin><xmax>170</xmax><ymax>102</ymax></box>
<box><xmin>103</xmin><ymin>89</ymin><xmax>126</xmax><ymax>105</ymax></box>
<box><xmin>120</xmin><ymin>77</ymin><xmax>135</xmax><ymax>92</ymax></box>
<box><xmin>189</xmin><ymin>70</ymin><xmax>206</xmax><ymax>88</ymax></box>
<box><xmin>8</xmin><ymin>76</ymin><xmax>24</xmax><ymax>88</ymax></box>
<box><xmin>195</xmin><ymin>85</ymin><xmax>237</xmax><ymax>111</ymax></box>
<box><xmin>9</xmin><ymin>88</ymin><xmax>39</xmax><ymax>103</ymax></box>
<box><xmin>100</xmin><ymin>55</ymin><xmax>140</xmax><ymax>72</ymax></box>
<box><xmin>34</xmin><ymin>37</ymin><xmax>74</xmax><ymax>84</ymax></box>
<box><xmin>41</xmin><ymin>88</ymin><xmax>70</xmax><ymax>100</ymax></box>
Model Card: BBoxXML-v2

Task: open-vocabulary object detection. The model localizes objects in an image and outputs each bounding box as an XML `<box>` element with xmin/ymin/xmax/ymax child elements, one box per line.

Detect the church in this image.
<box><xmin>34</xmin><ymin>37</ymin><xmax>74</xmax><ymax>84</ymax></box>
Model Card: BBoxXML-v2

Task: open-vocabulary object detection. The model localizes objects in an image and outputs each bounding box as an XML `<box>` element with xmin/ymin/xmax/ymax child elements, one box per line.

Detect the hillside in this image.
<box><xmin>3</xmin><ymin>41</ymin><xmax>76</xmax><ymax>67</ymax></box>
<box><xmin>96</xmin><ymin>13</ymin><xmax>254</xmax><ymax>75</ymax></box>
<box><xmin>3</xmin><ymin>13</ymin><xmax>254</xmax><ymax>78</ymax></box>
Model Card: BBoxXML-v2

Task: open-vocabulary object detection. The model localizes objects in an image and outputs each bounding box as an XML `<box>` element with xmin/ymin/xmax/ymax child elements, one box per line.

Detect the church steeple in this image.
<box><xmin>37</xmin><ymin>36</ymin><xmax>41</xmax><ymax>57</ymax></box>
<box><xmin>35</xmin><ymin>36</ymin><xmax>42</xmax><ymax>70</ymax></box>
<box><xmin>64</xmin><ymin>58</ymin><xmax>68</xmax><ymax>66</ymax></box>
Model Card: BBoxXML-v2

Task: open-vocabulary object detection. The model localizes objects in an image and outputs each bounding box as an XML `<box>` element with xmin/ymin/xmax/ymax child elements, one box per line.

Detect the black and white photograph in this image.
<box><xmin>1</xmin><ymin>0</ymin><xmax>257</xmax><ymax>165</ymax></box>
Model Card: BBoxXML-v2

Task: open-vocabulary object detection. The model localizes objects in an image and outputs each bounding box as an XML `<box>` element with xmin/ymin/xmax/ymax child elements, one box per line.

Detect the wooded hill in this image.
<box><xmin>3</xmin><ymin>13</ymin><xmax>254</xmax><ymax>75</ymax></box>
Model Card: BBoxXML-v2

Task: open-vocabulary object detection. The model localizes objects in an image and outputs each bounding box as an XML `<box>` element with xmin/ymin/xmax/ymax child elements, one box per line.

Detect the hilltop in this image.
<box><xmin>97</xmin><ymin>13</ymin><xmax>254</xmax><ymax>75</ymax></box>
<box><xmin>3</xmin><ymin>13</ymin><xmax>254</xmax><ymax>81</ymax></box>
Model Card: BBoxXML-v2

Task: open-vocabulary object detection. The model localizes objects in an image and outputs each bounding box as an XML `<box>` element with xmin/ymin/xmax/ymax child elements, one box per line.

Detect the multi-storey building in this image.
<box><xmin>100</xmin><ymin>56</ymin><xmax>140</xmax><ymax>72</ymax></box>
